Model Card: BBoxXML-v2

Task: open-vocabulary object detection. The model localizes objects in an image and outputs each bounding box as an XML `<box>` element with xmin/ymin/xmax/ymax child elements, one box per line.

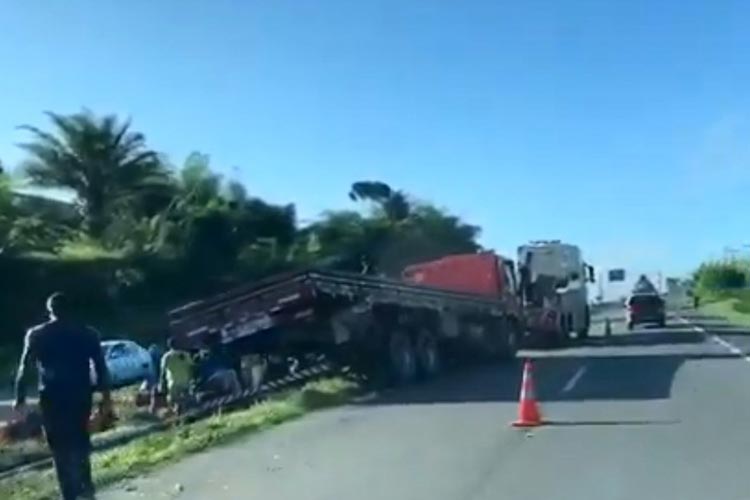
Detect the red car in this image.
<box><xmin>626</xmin><ymin>293</ymin><xmax>666</xmax><ymax>330</ymax></box>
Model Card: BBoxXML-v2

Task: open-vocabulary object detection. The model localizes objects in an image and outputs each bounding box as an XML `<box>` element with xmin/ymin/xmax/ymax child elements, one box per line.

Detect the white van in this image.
<box><xmin>517</xmin><ymin>241</ymin><xmax>595</xmax><ymax>338</ymax></box>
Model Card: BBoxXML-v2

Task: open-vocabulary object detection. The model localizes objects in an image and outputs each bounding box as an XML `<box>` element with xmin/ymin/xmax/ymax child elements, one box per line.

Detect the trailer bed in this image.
<box><xmin>168</xmin><ymin>269</ymin><xmax>511</xmax><ymax>349</ymax></box>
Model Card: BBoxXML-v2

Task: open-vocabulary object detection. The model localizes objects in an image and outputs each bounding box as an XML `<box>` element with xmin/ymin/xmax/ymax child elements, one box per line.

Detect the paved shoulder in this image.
<box><xmin>101</xmin><ymin>390</ymin><xmax>526</xmax><ymax>500</ymax></box>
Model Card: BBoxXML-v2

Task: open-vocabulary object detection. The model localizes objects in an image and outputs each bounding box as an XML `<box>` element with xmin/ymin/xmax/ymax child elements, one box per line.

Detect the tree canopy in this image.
<box><xmin>18</xmin><ymin>111</ymin><xmax>168</xmax><ymax>235</ymax></box>
<box><xmin>1</xmin><ymin>109</ymin><xmax>484</xmax><ymax>344</ymax></box>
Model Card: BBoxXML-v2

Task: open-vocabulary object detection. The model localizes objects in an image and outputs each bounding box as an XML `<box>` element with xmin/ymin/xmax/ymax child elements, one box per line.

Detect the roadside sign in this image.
<box><xmin>608</xmin><ymin>269</ymin><xmax>626</xmax><ymax>282</ymax></box>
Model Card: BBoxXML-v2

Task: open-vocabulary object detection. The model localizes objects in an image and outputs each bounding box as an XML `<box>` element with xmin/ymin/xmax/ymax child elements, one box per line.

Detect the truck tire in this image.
<box><xmin>498</xmin><ymin>319</ymin><xmax>520</xmax><ymax>360</ymax></box>
<box><xmin>554</xmin><ymin>315</ymin><xmax>569</xmax><ymax>348</ymax></box>
<box><xmin>484</xmin><ymin>318</ymin><xmax>520</xmax><ymax>360</ymax></box>
<box><xmin>415</xmin><ymin>329</ymin><xmax>442</xmax><ymax>379</ymax></box>
<box><xmin>388</xmin><ymin>330</ymin><xmax>417</xmax><ymax>385</ymax></box>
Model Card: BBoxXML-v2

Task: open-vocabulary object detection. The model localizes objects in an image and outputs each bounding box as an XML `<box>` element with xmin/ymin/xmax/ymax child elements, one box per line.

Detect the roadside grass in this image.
<box><xmin>1</xmin><ymin>386</ymin><xmax>159</xmax><ymax>468</ymax></box>
<box><xmin>698</xmin><ymin>289</ymin><xmax>750</xmax><ymax>327</ymax></box>
<box><xmin>0</xmin><ymin>377</ymin><xmax>360</xmax><ymax>500</ymax></box>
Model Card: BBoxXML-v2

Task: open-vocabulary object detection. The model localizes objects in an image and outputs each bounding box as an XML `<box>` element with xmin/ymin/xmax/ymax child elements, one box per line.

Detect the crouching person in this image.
<box><xmin>198</xmin><ymin>338</ymin><xmax>242</xmax><ymax>399</ymax></box>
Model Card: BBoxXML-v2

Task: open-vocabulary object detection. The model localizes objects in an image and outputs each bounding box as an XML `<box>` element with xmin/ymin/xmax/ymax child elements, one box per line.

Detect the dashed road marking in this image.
<box><xmin>710</xmin><ymin>334</ymin><xmax>745</xmax><ymax>356</ymax></box>
<box><xmin>677</xmin><ymin>315</ymin><xmax>750</xmax><ymax>363</ymax></box>
<box><xmin>562</xmin><ymin>366</ymin><xmax>587</xmax><ymax>393</ymax></box>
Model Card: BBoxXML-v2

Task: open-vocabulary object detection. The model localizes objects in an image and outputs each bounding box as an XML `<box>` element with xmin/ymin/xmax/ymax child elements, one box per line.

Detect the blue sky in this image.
<box><xmin>3</xmin><ymin>1</ymin><xmax>750</xmax><ymax>287</ymax></box>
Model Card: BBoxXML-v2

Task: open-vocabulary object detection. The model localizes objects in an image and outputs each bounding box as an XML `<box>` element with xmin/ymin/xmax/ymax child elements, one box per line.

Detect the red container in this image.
<box><xmin>402</xmin><ymin>252</ymin><xmax>506</xmax><ymax>298</ymax></box>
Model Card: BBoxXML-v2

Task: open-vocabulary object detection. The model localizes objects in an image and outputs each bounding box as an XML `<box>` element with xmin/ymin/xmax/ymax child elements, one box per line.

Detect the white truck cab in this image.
<box><xmin>517</xmin><ymin>240</ymin><xmax>595</xmax><ymax>338</ymax></box>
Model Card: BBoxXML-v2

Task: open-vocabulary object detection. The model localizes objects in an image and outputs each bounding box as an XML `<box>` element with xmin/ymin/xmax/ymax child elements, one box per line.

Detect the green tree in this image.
<box><xmin>0</xmin><ymin>171</ymin><xmax>13</xmax><ymax>254</ymax></box>
<box><xmin>694</xmin><ymin>260</ymin><xmax>748</xmax><ymax>292</ymax></box>
<box><xmin>18</xmin><ymin>110</ymin><xmax>166</xmax><ymax>236</ymax></box>
<box><xmin>305</xmin><ymin>183</ymin><xmax>480</xmax><ymax>276</ymax></box>
<box><xmin>349</xmin><ymin>181</ymin><xmax>410</xmax><ymax>222</ymax></box>
<box><xmin>138</xmin><ymin>153</ymin><xmax>298</xmax><ymax>286</ymax></box>
<box><xmin>374</xmin><ymin>203</ymin><xmax>481</xmax><ymax>275</ymax></box>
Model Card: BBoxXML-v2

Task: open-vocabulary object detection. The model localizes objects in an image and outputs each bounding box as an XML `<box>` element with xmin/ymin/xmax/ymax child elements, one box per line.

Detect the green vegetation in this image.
<box><xmin>693</xmin><ymin>260</ymin><xmax>748</xmax><ymax>295</ymax></box>
<box><xmin>0</xmin><ymin>387</ymin><xmax>159</xmax><ymax>471</ymax></box>
<box><xmin>0</xmin><ymin>110</ymin><xmax>483</xmax><ymax>363</ymax></box>
<box><xmin>0</xmin><ymin>377</ymin><xmax>360</xmax><ymax>500</ymax></box>
<box><xmin>692</xmin><ymin>260</ymin><xmax>750</xmax><ymax>324</ymax></box>
<box><xmin>697</xmin><ymin>289</ymin><xmax>750</xmax><ymax>327</ymax></box>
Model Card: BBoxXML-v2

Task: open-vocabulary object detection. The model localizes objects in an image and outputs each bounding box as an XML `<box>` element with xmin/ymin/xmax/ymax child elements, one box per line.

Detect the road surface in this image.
<box><xmin>101</xmin><ymin>306</ymin><xmax>750</xmax><ymax>500</ymax></box>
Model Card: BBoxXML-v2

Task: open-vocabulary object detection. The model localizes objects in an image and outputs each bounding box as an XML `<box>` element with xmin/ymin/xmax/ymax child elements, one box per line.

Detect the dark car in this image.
<box><xmin>626</xmin><ymin>293</ymin><xmax>666</xmax><ymax>329</ymax></box>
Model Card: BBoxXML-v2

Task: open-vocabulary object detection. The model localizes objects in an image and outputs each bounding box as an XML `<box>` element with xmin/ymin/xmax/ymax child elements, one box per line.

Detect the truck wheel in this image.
<box><xmin>554</xmin><ymin>315</ymin><xmax>569</xmax><ymax>347</ymax></box>
<box><xmin>388</xmin><ymin>330</ymin><xmax>417</xmax><ymax>385</ymax></box>
<box><xmin>415</xmin><ymin>329</ymin><xmax>441</xmax><ymax>379</ymax></box>
<box><xmin>498</xmin><ymin>319</ymin><xmax>520</xmax><ymax>360</ymax></box>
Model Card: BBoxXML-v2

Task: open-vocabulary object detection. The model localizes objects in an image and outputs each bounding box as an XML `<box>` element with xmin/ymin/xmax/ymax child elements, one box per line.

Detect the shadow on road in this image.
<box><xmin>679</xmin><ymin>313</ymin><xmax>727</xmax><ymax>322</ymax></box>
<box><xmin>591</xmin><ymin>316</ymin><xmax>625</xmax><ymax>325</ymax></box>
<box><xmin>702</xmin><ymin>327</ymin><xmax>750</xmax><ymax>336</ymax></box>
<box><xmin>358</xmin><ymin>328</ymin><xmax>732</xmax><ymax>407</ymax></box>
<box><xmin>581</xmin><ymin>330</ymin><xmax>704</xmax><ymax>347</ymax></box>
<box><xmin>543</xmin><ymin>419</ymin><xmax>680</xmax><ymax>427</ymax></box>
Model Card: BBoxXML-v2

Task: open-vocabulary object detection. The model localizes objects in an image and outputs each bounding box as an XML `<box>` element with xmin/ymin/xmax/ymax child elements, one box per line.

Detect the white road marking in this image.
<box><xmin>710</xmin><ymin>334</ymin><xmax>745</xmax><ymax>356</ymax></box>
<box><xmin>677</xmin><ymin>315</ymin><xmax>750</xmax><ymax>364</ymax></box>
<box><xmin>562</xmin><ymin>366</ymin><xmax>587</xmax><ymax>393</ymax></box>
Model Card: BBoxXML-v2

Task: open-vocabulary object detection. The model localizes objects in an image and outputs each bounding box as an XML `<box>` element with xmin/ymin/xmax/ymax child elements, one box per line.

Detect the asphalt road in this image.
<box><xmin>93</xmin><ymin>306</ymin><xmax>750</xmax><ymax>499</ymax></box>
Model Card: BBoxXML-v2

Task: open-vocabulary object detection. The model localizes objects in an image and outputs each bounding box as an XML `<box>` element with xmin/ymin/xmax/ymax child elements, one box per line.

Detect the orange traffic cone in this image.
<box><xmin>512</xmin><ymin>359</ymin><xmax>543</xmax><ymax>427</ymax></box>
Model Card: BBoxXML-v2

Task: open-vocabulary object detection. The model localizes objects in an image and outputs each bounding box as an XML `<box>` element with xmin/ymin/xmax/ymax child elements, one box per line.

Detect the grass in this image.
<box><xmin>0</xmin><ymin>387</ymin><xmax>159</xmax><ymax>471</ymax></box>
<box><xmin>0</xmin><ymin>377</ymin><xmax>360</xmax><ymax>500</ymax></box>
<box><xmin>21</xmin><ymin>239</ymin><xmax>126</xmax><ymax>262</ymax></box>
<box><xmin>698</xmin><ymin>289</ymin><xmax>750</xmax><ymax>327</ymax></box>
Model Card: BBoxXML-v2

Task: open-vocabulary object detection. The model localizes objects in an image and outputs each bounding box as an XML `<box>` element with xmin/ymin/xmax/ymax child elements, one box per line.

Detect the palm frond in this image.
<box><xmin>16</xmin><ymin>110</ymin><xmax>164</xmax><ymax>236</ymax></box>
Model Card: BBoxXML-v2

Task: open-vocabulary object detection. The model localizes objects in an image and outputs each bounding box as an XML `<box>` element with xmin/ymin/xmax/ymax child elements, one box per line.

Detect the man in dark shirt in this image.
<box><xmin>14</xmin><ymin>292</ymin><xmax>111</xmax><ymax>500</ymax></box>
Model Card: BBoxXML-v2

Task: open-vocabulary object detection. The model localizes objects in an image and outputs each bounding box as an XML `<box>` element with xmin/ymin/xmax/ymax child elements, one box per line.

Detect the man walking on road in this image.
<box><xmin>14</xmin><ymin>292</ymin><xmax>111</xmax><ymax>500</ymax></box>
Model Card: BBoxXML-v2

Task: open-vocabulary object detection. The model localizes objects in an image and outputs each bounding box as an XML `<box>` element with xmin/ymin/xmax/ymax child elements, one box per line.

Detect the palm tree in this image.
<box><xmin>17</xmin><ymin>110</ymin><xmax>165</xmax><ymax>236</ymax></box>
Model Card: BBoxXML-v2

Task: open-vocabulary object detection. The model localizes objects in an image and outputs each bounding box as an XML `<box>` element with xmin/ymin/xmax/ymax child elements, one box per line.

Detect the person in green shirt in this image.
<box><xmin>159</xmin><ymin>338</ymin><xmax>194</xmax><ymax>412</ymax></box>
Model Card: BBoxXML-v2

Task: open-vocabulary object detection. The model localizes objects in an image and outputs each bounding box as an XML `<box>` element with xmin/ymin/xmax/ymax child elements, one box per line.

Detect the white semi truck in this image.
<box><xmin>518</xmin><ymin>240</ymin><xmax>595</xmax><ymax>340</ymax></box>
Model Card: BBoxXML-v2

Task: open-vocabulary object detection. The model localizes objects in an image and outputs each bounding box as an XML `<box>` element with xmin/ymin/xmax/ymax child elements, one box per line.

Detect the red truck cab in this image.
<box><xmin>402</xmin><ymin>251</ymin><xmax>519</xmax><ymax>302</ymax></box>
<box><xmin>402</xmin><ymin>252</ymin><xmax>564</xmax><ymax>346</ymax></box>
